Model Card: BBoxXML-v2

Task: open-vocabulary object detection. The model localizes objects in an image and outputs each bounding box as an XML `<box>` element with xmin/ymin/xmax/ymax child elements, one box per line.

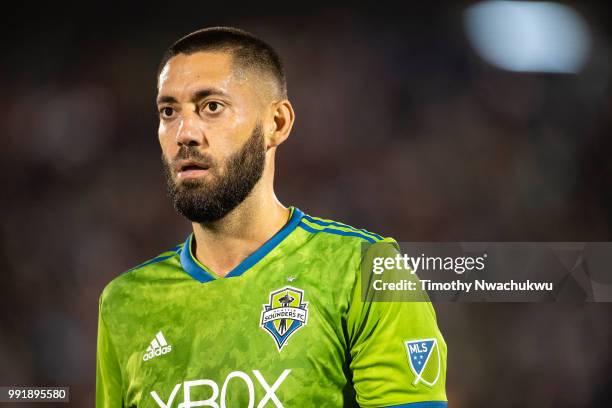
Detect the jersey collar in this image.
<box><xmin>179</xmin><ymin>207</ymin><xmax>304</xmax><ymax>283</ymax></box>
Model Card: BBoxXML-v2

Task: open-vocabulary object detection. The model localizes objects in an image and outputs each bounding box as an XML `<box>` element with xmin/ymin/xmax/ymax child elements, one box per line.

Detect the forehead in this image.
<box><xmin>157</xmin><ymin>51</ymin><xmax>246</xmax><ymax>99</ymax></box>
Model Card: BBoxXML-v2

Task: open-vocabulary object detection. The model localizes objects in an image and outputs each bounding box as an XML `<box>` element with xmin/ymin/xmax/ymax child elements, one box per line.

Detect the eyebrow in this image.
<box><xmin>156</xmin><ymin>87</ymin><xmax>231</xmax><ymax>105</ymax></box>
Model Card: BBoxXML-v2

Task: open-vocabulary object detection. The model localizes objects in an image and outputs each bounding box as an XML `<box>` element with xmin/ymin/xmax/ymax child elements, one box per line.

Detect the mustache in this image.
<box><xmin>171</xmin><ymin>146</ymin><xmax>216</xmax><ymax>169</ymax></box>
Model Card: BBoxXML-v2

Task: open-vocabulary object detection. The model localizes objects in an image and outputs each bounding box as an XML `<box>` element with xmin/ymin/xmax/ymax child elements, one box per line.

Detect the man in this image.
<box><xmin>96</xmin><ymin>26</ymin><xmax>447</xmax><ymax>407</ymax></box>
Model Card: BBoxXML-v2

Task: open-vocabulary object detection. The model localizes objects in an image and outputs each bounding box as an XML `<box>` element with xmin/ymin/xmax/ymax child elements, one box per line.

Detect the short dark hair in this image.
<box><xmin>157</xmin><ymin>26</ymin><xmax>287</xmax><ymax>100</ymax></box>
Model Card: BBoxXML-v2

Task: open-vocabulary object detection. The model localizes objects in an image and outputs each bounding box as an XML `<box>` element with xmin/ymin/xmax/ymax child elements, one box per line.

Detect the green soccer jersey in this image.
<box><xmin>96</xmin><ymin>207</ymin><xmax>448</xmax><ymax>407</ymax></box>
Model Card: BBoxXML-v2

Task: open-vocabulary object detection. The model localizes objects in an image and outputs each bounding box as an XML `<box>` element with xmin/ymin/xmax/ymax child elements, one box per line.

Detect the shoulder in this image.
<box><xmin>296</xmin><ymin>209</ymin><xmax>397</xmax><ymax>248</ymax></box>
<box><xmin>98</xmin><ymin>243</ymin><xmax>184</xmax><ymax>313</ymax></box>
<box><xmin>294</xmin><ymin>210</ymin><xmax>399</xmax><ymax>295</ymax></box>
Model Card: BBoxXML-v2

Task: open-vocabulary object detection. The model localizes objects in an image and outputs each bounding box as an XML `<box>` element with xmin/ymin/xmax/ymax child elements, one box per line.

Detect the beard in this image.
<box><xmin>162</xmin><ymin>122</ymin><xmax>266</xmax><ymax>223</ymax></box>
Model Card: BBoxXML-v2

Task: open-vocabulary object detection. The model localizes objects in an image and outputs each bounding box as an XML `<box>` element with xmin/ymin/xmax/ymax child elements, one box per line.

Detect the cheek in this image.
<box><xmin>158</xmin><ymin>122</ymin><xmax>177</xmax><ymax>154</ymax></box>
<box><xmin>158</xmin><ymin>120</ymin><xmax>171</xmax><ymax>141</ymax></box>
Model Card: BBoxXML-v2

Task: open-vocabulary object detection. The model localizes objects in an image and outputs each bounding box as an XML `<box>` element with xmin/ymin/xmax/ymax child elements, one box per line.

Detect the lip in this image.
<box><xmin>177</xmin><ymin>168</ymin><xmax>209</xmax><ymax>180</ymax></box>
<box><xmin>175</xmin><ymin>160</ymin><xmax>211</xmax><ymax>180</ymax></box>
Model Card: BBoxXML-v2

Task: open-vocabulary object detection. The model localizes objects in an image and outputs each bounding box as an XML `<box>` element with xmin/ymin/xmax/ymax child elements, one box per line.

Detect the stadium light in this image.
<box><xmin>463</xmin><ymin>1</ymin><xmax>592</xmax><ymax>73</ymax></box>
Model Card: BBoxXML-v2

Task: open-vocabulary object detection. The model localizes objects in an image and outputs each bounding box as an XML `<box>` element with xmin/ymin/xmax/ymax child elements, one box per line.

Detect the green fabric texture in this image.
<box><xmin>96</xmin><ymin>208</ymin><xmax>447</xmax><ymax>407</ymax></box>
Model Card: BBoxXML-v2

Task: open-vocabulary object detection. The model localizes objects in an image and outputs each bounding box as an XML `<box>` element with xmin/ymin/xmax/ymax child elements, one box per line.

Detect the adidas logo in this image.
<box><xmin>143</xmin><ymin>331</ymin><xmax>172</xmax><ymax>361</ymax></box>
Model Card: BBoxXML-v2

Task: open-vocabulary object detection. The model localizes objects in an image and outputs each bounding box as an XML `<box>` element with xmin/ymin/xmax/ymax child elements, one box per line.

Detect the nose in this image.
<box><xmin>175</xmin><ymin>113</ymin><xmax>206</xmax><ymax>147</ymax></box>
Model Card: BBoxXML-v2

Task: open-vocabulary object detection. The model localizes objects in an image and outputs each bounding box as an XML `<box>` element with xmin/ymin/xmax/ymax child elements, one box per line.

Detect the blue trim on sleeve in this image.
<box><xmin>302</xmin><ymin>214</ymin><xmax>384</xmax><ymax>241</ymax></box>
<box><xmin>179</xmin><ymin>207</ymin><xmax>304</xmax><ymax>283</ymax></box>
<box><xmin>128</xmin><ymin>245</ymin><xmax>183</xmax><ymax>272</ymax></box>
<box><xmin>298</xmin><ymin>221</ymin><xmax>377</xmax><ymax>243</ymax></box>
<box><xmin>386</xmin><ymin>402</ymin><xmax>448</xmax><ymax>408</ymax></box>
<box><xmin>135</xmin><ymin>254</ymin><xmax>175</xmax><ymax>269</ymax></box>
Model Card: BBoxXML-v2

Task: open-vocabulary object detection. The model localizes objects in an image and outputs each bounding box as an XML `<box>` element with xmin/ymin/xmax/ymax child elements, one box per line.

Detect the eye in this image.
<box><xmin>159</xmin><ymin>106</ymin><xmax>175</xmax><ymax>119</ymax></box>
<box><xmin>203</xmin><ymin>101</ymin><xmax>225</xmax><ymax>114</ymax></box>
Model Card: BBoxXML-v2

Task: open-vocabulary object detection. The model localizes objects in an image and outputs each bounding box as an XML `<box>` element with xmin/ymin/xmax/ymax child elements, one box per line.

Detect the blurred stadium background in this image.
<box><xmin>1</xmin><ymin>1</ymin><xmax>611</xmax><ymax>406</ymax></box>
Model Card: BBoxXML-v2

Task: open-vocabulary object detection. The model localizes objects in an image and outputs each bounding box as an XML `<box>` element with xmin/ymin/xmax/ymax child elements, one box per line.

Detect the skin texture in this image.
<box><xmin>157</xmin><ymin>51</ymin><xmax>295</xmax><ymax>277</ymax></box>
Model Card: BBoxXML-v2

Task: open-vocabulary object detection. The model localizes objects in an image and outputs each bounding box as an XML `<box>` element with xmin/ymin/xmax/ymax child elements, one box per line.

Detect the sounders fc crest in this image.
<box><xmin>404</xmin><ymin>338</ymin><xmax>441</xmax><ymax>387</ymax></box>
<box><xmin>260</xmin><ymin>286</ymin><xmax>308</xmax><ymax>351</ymax></box>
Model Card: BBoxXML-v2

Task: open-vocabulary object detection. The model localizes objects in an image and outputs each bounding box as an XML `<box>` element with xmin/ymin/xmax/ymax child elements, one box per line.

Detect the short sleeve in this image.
<box><xmin>346</xmin><ymin>240</ymin><xmax>448</xmax><ymax>408</ymax></box>
<box><xmin>96</xmin><ymin>292</ymin><xmax>124</xmax><ymax>408</ymax></box>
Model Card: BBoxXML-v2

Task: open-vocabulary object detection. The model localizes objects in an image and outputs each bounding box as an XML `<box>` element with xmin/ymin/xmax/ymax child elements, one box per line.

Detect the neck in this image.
<box><xmin>190</xmin><ymin>184</ymin><xmax>290</xmax><ymax>278</ymax></box>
